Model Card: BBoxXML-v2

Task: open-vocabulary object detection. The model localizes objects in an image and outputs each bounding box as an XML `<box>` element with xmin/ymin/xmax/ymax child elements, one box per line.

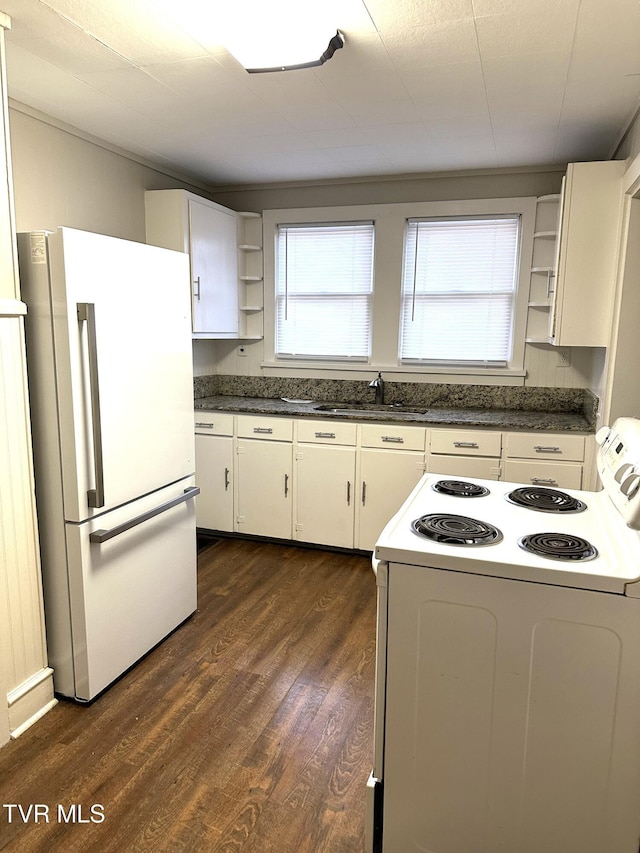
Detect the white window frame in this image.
<box><xmin>262</xmin><ymin>198</ymin><xmax>535</xmax><ymax>382</ymax></box>
<box><xmin>399</xmin><ymin>214</ymin><xmax>522</xmax><ymax>367</ymax></box>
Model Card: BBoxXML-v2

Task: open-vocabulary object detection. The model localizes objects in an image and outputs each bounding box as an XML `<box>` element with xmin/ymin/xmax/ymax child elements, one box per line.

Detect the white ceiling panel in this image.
<box><xmin>474</xmin><ymin>5</ymin><xmax>578</xmax><ymax>59</ymax></box>
<box><xmin>382</xmin><ymin>18</ymin><xmax>481</xmax><ymax>67</ymax></box>
<box><xmin>3</xmin><ymin>0</ymin><xmax>639</xmax><ymax>186</ymax></box>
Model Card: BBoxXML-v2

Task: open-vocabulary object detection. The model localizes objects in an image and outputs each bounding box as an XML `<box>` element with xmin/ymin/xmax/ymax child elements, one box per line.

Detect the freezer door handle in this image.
<box><xmin>89</xmin><ymin>486</ymin><xmax>200</xmax><ymax>544</ymax></box>
<box><xmin>77</xmin><ymin>302</ymin><xmax>105</xmax><ymax>508</ymax></box>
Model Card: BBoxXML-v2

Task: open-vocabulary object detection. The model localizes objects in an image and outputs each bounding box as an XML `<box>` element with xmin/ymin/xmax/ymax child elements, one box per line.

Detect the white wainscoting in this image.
<box><xmin>0</xmin><ymin>307</ymin><xmax>56</xmax><ymax>742</ymax></box>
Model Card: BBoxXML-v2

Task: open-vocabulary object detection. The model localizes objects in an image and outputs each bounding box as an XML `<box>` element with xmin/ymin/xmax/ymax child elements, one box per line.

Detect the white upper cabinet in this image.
<box><xmin>550</xmin><ymin>161</ymin><xmax>624</xmax><ymax>347</ymax></box>
<box><xmin>145</xmin><ymin>189</ymin><xmax>239</xmax><ymax>339</ymax></box>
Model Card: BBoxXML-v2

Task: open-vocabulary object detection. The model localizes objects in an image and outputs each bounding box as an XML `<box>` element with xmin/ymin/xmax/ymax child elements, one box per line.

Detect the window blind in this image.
<box><xmin>276</xmin><ymin>221</ymin><xmax>374</xmax><ymax>360</ymax></box>
<box><xmin>399</xmin><ymin>216</ymin><xmax>520</xmax><ymax>365</ymax></box>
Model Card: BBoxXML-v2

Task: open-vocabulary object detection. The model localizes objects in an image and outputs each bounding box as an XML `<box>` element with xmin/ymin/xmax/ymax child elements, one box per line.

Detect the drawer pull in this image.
<box><xmin>453</xmin><ymin>441</ymin><xmax>479</xmax><ymax>449</ymax></box>
<box><xmin>284</xmin><ymin>473</ymin><xmax>289</xmax><ymax>496</ymax></box>
<box><xmin>224</xmin><ymin>467</ymin><xmax>230</xmax><ymax>490</ymax></box>
<box><xmin>346</xmin><ymin>481</ymin><xmax>351</xmax><ymax>505</ymax></box>
<box><xmin>253</xmin><ymin>427</ymin><xmax>273</xmax><ymax>434</ymax></box>
<box><xmin>531</xmin><ymin>477</ymin><xmax>558</xmax><ymax>485</ymax></box>
<box><xmin>534</xmin><ymin>445</ymin><xmax>561</xmax><ymax>453</ymax></box>
<box><xmin>315</xmin><ymin>431</ymin><xmax>336</xmax><ymax>439</ymax></box>
<box><xmin>362</xmin><ymin>481</ymin><xmax>367</xmax><ymax>506</ymax></box>
<box><xmin>195</xmin><ymin>422</ymin><xmax>214</xmax><ymax>429</ymax></box>
<box><xmin>381</xmin><ymin>436</ymin><xmax>404</xmax><ymax>444</ymax></box>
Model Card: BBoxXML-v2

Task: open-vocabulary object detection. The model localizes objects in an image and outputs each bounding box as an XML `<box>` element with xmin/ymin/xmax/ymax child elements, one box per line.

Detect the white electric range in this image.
<box><xmin>367</xmin><ymin>417</ymin><xmax>640</xmax><ymax>853</ymax></box>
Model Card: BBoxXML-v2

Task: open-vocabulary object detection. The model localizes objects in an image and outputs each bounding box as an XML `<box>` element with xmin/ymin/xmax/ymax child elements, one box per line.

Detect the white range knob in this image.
<box><xmin>620</xmin><ymin>471</ymin><xmax>640</xmax><ymax>498</ymax></box>
<box><xmin>615</xmin><ymin>462</ymin><xmax>635</xmax><ymax>483</ymax></box>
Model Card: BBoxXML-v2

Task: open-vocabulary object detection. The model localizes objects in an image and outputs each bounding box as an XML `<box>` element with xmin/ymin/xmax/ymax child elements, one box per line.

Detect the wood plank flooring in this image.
<box><xmin>0</xmin><ymin>539</ymin><xmax>377</xmax><ymax>853</ymax></box>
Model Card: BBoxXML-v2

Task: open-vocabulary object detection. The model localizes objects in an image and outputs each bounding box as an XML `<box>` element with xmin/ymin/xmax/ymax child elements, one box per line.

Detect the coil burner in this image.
<box><xmin>506</xmin><ymin>486</ymin><xmax>587</xmax><ymax>514</ymax></box>
<box><xmin>518</xmin><ymin>532</ymin><xmax>598</xmax><ymax>562</ymax></box>
<box><xmin>412</xmin><ymin>513</ymin><xmax>503</xmax><ymax>546</ymax></box>
<box><xmin>432</xmin><ymin>480</ymin><xmax>490</xmax><ymax>498</ymax></box>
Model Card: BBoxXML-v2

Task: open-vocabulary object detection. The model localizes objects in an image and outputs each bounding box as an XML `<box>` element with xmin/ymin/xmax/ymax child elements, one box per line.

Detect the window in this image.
<box><xmin>275</xmin><ymin>221</ymin><xmax>374</xmax><ymax>360</ymax></box>
<box><xmin>399</xmin><ymin>216</ymin><xmax>521</xmax><ymax>365</ymax></box>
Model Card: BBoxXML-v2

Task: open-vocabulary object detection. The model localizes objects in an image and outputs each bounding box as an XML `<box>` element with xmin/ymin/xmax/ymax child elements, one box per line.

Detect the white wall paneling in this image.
<box><xmin>0</xmin><ymin>13</ymin><xmax>55</xmax><ymax>744</ymax></box>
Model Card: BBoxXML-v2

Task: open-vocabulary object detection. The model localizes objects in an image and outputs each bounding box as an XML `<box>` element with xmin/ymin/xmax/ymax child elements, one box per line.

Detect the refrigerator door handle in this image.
<box><xmin>89</xmin><ymin>486</ymin><xmax>200</xmax><ymax>544</ymax></box>
<box><xmin>77</xmin><ymin>302</ymin><xmax>105</xmax><ymax>508</ymax></box>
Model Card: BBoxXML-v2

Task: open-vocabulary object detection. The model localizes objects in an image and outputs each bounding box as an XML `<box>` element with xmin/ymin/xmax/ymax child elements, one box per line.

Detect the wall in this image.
<box><xmin>600</xmin><ymin>107</ymin><xmax>640</xmax><ymax>424</ymax></box>
<box><xmin>9</xmin><ymin>104</ymin><xmax>213</xmax><ymax>238</ymax></box>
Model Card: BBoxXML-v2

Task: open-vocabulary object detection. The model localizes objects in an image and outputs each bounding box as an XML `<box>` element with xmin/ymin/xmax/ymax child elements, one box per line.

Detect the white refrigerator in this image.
<box><xmin>18</xmin><ymin>227</ymin><xmax>199</xmax><ymax>703</ymax></box>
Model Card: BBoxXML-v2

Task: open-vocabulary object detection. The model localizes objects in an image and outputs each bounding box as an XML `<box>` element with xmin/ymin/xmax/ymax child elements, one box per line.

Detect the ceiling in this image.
<box><xmin>2</xmin><ymin>0</ymin><xmax>640</xmax><ymax>188</ymax></box>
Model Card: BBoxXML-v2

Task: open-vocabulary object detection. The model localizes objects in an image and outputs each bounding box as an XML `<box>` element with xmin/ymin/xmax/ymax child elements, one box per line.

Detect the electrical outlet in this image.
<box><xmin>238</xmin><ymin>345</ymin><xmax>248</xmax><ymax>358</ymax></box>
<box><xmin>557</xmin><ymin>347</ymin><xmax>571</xmax><ymax>368</ymax></box>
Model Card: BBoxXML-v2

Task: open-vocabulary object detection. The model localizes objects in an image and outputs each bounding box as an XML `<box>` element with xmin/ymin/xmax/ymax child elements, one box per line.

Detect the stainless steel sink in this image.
<box><xmin>313</xmin><ymin>402</ymin><xmax>426</xmax><ymax>416</ymax></box>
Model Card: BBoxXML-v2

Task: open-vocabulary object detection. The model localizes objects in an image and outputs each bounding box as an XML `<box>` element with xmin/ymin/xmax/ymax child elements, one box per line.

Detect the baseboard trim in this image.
<box><xmin>8</xmin><ymin>667</ymin><xmax>57</xmax><ymax>738</ymax></box>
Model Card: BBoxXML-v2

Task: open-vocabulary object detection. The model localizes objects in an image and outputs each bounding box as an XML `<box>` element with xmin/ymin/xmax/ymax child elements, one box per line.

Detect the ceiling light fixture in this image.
<box><xmin>242</xmin><ymin>30</ymin><xmax>345</xmax><ymax>73</ymax></box>
<box><xmin>216</xmin><ymin>0</ymin><xmax>346</xmax><ymax>73</ymax></box>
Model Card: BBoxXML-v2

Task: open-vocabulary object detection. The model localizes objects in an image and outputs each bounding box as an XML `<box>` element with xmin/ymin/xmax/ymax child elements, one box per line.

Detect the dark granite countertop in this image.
<box><xmin>194</xmin><ymin>395</ymin><xmax>594</xmax><ymax>433</ymax></box>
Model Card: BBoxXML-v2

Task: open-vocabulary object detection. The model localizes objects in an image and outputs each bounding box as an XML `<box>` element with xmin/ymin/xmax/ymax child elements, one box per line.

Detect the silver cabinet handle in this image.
<box><xmin>531</xmin><ymin>477</ymin><xmax>558</xmax><ymax>485</ymax></box>
<box><xmin>533</xmin><ymin>445</ymin><xmax>561</xmax><ymax>453</ymax></box>
<box><xmin>315</xmin><ymin>431</ymin><xmax>336</xmax><ymax>439</ymax></box>
<box><xmin>453</xmin><ymin>441</ymin><xmax>479</xmax><ymax>449</ymax></box>
<box><xmin>195</xmin><ymin>422</ymin><xmax>214</xmax><ymax>429</ymax></box>
<box><xmin>89</xmin><ymin>486</ymin><xmax>200</xmax><ymax>544</ymax></box>
<box><xmin>546</xmin><ymin>270</ymin><xmax>556</xmax><ymax>299</ymax></box>
<box><xmin>346</xmin><ymin>481</ymin><xmax>351</xmax><ymax>505</ymax></box>
<box><xmin>284</xmin><ymin>473</ymin><xmax>289</xmax><ymax>496</ymax></box>
<box><xmin>253</xmin><ymin>427</ymin><xmax>273</xmax><ymax>434</ymax></box>
<box><xmin>224</xmin><ymin>467</ymin><xmax>230</xmax><ymax>490</ymax></box>
<box><xmin>193</xmin><ymin>276</ymin><xmax>201</xmax><ymax>301</ymax></box>
<box><xmin>362</xmin><ymin>481</ymin><xmax>367</xmax><ymax>506</ymax></box>
<box><xmin>77</xmin><ymin>303</ymin><xmax>105</xmax><ymax>508</ymax></box>
<box><xmin>382</xmin><ymin>436</ymin><xmax>404</xmax><ymax>443</ymax></box>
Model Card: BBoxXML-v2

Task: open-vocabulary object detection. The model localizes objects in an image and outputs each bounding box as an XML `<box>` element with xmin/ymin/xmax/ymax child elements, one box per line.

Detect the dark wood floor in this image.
<box><xmin>0</xmin><ymin>538</ymin><xmax>377</xmax><ymax>852</ymax></box>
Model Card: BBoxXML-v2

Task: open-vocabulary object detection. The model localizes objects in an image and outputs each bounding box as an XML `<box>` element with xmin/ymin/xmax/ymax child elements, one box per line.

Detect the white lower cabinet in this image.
<box><xmin>194</xmin><ymin>411</ymin><xmax>592</xmax><ymax>547</ymax></box>
<box><xmin>503</xmin><ymin>431</ymin><xmax>586</xmax><ymax>489</ymax></box>
<box><xmin>236</xmin><ymin>438</ymin><xmax>293</xmax><ymax>538</ymax></box>
<box><xmin>502</xmin><ymin>459</ymin><xmax>583</xmax><ymax>490</ymax></box>
<box><xmin>356</xmin><ymin>423</ymin><xmax>426</xmax><ymax>551</ymax></box>
<box><xmin>235</xmin><ymin>414</ymin><xmax>293</xmax><ymax>538</ymax></box>
<box><xmin>357</xmin><ymin>448</ymin><xmax>425</xmax><ymax>551</ymax></box>
<box><xmin>428</xmin><ymin>427</ymin><xmax>502</xmax><ymax>481</ymax></box>
<box><xmin>194</xmin><ymin>413</ymin><xmax>234</xmax><ymax>532</ymax></box>
<box><xmin>195</xmin><ymin>434</ymin><xmax>234</xmax><ymax>531</ymax></box>
<box><xmin>294</xmin><ymin>444</ymin><xmax>356</xmax><ymax>548</ymax></box>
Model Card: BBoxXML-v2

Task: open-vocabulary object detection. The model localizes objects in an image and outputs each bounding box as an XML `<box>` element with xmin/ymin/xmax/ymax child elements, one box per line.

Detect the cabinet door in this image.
<box><xmin>194</xmin><ymin>434</ymin><xmax>234</xmax><ymax>531</ymax></box>
<box><xmin>189</xmin><ymin>199</ymin><xmax>238</xmax><ymax>337</ymax></box>
<box><xmin>294</xmin><ymin>444</ymin><xmax>356</xmax><ymax>548</ymax></box>
<box><xmin>236</xmin><ymin>439</ymin><xmax>292</xmax><ymax>538</ymax></box>
<box><xmin>357</xmin><ymin>449</ymin><xmax>425</xmax><ymax>551</ymax></box>
<box><xmin>502</xmin><ymin>459</ymin><xmax>582</xmax><ymax>490</ymax></box>
<box><xmin>428</xmin><ymin>455</ymin><xmax>501</xmax><ymax>480</ymax></box>
<box><xmin>551</xmin><ymin>161</ymin><xmax>624</xmax><ymax>346</ymax></box>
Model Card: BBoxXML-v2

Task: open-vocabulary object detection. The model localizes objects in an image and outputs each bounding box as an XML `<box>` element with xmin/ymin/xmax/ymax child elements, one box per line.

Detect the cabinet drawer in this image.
<box><xmin>430</xmin><ymin>429</ymin><xmax>502</xmax><ymax>458</ymax></box>
<box><xmin>505</xmin><ymin>432</ymin><xmax>585</xmax><ymax>462</ymax></box>
<box><xmin>194</xmin><ymin>411</ymin><xmax>234</xmax><ymax>436</ymax></box>
<box><xmin>428</xmin><ymin>455</ymin><xmax>502</xmax><ymax>481</ymax></box>
<box><xmin>360</xmin><ymin>423</ymin><xmax>426</xmax><ymax>451</ymax></box>
<box><xmin>237</xmin><ymin>414</ymin><xmax>293</xmax><ymax>441</ymax></box>
<box><xmin>503</xmin><ymin>460</ymin><xmax>583</xmax><ymax>490</ymax></box>
<box><xmin>297</xmin><ymin>419</ymin><xmax>357</xmax><ymax>446</ymax></box>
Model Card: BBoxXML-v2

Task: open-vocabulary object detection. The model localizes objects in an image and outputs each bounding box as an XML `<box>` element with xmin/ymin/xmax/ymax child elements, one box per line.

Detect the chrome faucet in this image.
<box><xmin>369</xmin><ymin>371</ymin><xmax>385</xmax><ymax>405</ymax></box>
